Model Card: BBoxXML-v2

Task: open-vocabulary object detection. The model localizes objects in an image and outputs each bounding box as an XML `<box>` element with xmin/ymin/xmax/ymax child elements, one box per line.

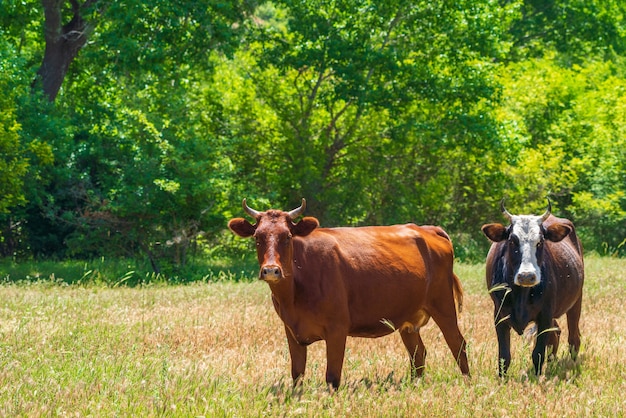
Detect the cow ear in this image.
<box><xmin>228</xmin><ymin>218</ymin><xmax>256</xmax><ymax>238</ymax></box>
<box><xmin>293</xmin><ymin>216</ymin><xmax>319</xmax><ymax>237</ymax></box>
<box><xmin>545</xmin><ymin>223</ymin><xmax>571</xmax><ymax>242</ymax></box>
<box><xmin>481</xmin><ymin>223</ymin><xmax>508</xmax><ymax>242</ymax></box>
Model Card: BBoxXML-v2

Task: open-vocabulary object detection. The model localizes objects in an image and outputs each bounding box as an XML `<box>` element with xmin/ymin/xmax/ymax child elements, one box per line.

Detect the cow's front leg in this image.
<box><xmin>532</xmin><ymin>314</ymin><xmax>553</xmax><ymax>375</ymax></box>
<box><xmin>285</xmin><ymin>324</ymin><xmax>307</xmax><ymax>386</ymax></box>
<box><xmin>325</xmin><ymin>331</ymin><xmax>347</xmax><ymax>390</ymax></box>
<box><xmin>496</xmin><ymin>321</ymin><xmax>511</xmax><ymax>377</ymax></box>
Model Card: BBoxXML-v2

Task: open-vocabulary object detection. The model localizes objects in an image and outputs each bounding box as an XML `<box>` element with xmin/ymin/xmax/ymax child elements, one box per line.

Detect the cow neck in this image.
<box><xmin>267</xmin><ymin>272</ymin><xmax>298</xmax><ymax>314</ymax></box>
<box><xmin>510</xmin><ymin>286</ymin><xmax>532</xmax><ymax>333</ymax></box>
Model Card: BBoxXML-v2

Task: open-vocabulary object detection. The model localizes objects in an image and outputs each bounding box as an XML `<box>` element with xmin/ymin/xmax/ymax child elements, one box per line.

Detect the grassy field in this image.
<box><xmin>0</xmin><ymin>256</ymin><xmax>624</xmax><ymax>416</ymax></box>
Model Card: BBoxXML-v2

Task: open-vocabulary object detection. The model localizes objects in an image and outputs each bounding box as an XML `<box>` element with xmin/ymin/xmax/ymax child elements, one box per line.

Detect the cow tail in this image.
<box><xmin>452</xmin><ymin>273</ymin><xmax>464</xmax><ymax>314</ymax></box>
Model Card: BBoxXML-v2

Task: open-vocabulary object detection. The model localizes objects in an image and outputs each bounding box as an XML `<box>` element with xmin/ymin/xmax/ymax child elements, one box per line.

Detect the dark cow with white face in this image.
<box><xmin>481</xmin><ymin>200</ymin><xmax>584</xmax><ymax>377</ymax></box>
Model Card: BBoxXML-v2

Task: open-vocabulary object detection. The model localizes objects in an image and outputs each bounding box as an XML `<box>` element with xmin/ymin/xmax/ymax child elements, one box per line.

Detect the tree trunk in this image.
<box><xmin>34</xmin><ymin>0</ymin><xmax>96</xmax><ymax>101</ymax></box>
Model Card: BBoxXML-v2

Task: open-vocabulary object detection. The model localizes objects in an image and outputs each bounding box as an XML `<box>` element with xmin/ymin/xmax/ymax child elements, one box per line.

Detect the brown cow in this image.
<box><xmin>228</xmin><ymin>198</ymin><xmax>470</xmax><ymax>389</ymax></box>
<box><xmin>481</xmin><ymin>200</ymin><xmax>584</xmax><ymax>377</ymax></box>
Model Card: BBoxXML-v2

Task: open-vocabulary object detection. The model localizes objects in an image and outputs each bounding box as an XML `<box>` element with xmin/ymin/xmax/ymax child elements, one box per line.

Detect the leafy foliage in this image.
<box><xmin>498</xmin><ymin>58</ymin><xmax>626</xmax><ymax>254</ymax></box>
<box><xmin>1</xmin><ymin>0</ymin><xmax>625</xmax><ymax>270</ymax></box>
<box><xmin>504</xmin><ymin>0</ymin><xmax>626</xmax><ymax>62</ymax></box>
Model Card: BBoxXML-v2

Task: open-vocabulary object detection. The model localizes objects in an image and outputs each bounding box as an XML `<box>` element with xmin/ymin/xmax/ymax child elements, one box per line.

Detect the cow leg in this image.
<box><xmin>325</xmin><ymin>331</ymin><xmax>347</xmax><ymax>390</ymax></box>
<box><xmin>566</xmin><ymin>294</ymin><xmax>583</xmax><ymax>359</ymax></box>
<box><xmin>285</xmin><ymin>325</ymin><xmax>307</xmax><ymax>387</ymax></box>
<box><xmin>495</xmin><ymin>322</ymin><xmax>511</xmax><ymax>377</ymax></box>
<box><xmin>532</xmin><ymin>314</ymin><xmax>553</xmax><ymax>375</ymax></box>
<box><xmin>546</xmin><ymin>319</ymin><xmax>561</xmax><ymax>361</ymax></box>
<box><xmin>430</xmin><ymin>308</ymin><xmax>470</xmax><ymax>376</ymax></box>
<box><xmin>400</xmin><ymin>329</ymin><xmax>426</xmax><ymax>378</ymax></box>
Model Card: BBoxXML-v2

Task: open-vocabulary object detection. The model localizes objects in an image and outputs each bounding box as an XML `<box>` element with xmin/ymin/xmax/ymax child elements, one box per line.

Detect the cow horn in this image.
<box><xmin>287</xmin><ymin>198</ymin><xmax>306</xmax><ymax>219</ymax></box>
<box><xmin>539</xmin><ymin>198</ymin><xmax>552</xmax><ymax>222</ymax></box>
<box><xmin>500</xmin><ymin>199</ymin><xmax>513</xmax><ymax>222</ymax></box>
<box><xmin>242</xmin><ymin>198</ymin><xmax>261</xmax><ymax>219</ymax></box>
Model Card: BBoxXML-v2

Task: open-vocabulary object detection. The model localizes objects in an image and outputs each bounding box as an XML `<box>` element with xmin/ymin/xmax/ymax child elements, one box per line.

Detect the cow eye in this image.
<box><xmin>508</xmin><ymin>237</ymin><xmax>520</xmax><ymax>254</ymax></box>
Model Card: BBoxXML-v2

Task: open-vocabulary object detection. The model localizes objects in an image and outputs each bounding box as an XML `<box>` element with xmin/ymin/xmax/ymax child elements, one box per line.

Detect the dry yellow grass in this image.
<box><xmin>0</xmin><ymin>255</ymin><xmax>624</xmax><ymax>416</ymax></box>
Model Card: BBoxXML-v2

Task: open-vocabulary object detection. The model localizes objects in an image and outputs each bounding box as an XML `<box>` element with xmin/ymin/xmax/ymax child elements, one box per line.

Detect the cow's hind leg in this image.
<box><xmin>546</xmin><ymin>319</ymin><xmax>561</xmax><ymax>361</ymax></box>
<box><xmin>430</xmin><ymin>306</ymin><xmax>470</xmax><ymax>376</ymax></box>
<box><xmin>400</xmin><ymin>328</ymin><xmax>426</xmax><ymax>378</ymax></box>
<box><xmin>566</xmin><ymin>294</ymin><xmax>583</xmax><ymax>359</ymax></box>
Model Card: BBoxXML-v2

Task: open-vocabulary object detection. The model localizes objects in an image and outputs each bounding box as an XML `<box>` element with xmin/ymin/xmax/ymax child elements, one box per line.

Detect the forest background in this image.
<box><xmin>1</xmin><ymin>0</ymin><xmax>625</xmax><ymax>282</ymax></box>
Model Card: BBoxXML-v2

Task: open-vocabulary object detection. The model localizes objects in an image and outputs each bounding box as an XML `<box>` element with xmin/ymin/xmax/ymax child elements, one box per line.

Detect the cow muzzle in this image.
<box><xmin>259</xmin><ymin>264</ymin><xmax>283</xmax><ymax>282</ymax></box>
<box><xmin>514</xmin><ymin>271</ymin><xmax>539</xmax><ymax>287</ymax></box>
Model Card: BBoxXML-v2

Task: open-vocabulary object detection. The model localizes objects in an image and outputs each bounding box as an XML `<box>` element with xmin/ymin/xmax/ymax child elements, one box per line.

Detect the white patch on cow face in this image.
<box><xmin>510</xmin><ymin>215</ymin><xmax>543</xmax><ymax>287</ymax></box>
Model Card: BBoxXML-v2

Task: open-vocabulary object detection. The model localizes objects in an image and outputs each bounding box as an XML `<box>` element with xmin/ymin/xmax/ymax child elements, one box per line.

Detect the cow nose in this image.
<box><xmin>260</xmin><ymin>265</ymin><xmax>282</xmax><ymax>281</ymax></box>
<box><xmin>516</xmin><ymin>271</ymin><xmax>538</xmax><ymax>287</ymax></box>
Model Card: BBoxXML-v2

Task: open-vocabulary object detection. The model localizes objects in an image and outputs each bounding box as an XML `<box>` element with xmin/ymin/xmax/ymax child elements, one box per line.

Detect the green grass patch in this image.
<box><xmin>0</xmin><ymin>255</ymin><xmax>623</xmax><ymax>415</ymax></box>
<box><xmin>0</xmin><ymin>256</ymin><xmax>258</xmax><ymax>286</ymax></box>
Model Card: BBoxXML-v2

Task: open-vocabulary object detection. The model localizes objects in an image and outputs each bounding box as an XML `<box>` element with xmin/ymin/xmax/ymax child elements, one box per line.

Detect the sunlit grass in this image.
<box><xmin>0</xmin><ymin>255</ymin><xmax>623</xmax><ymax>416</ymax></box>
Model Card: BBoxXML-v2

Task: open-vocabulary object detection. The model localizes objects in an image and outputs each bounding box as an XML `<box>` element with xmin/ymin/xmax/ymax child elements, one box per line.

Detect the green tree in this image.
<box><xmin>496</xmin><ymin>58</ymin><xmax>626</xmax><ymax>255</ymax></box>
<box><xmin>2</xmin><ymin>0</ymin><xmax>626</xmax><ymax>266</ymax></box>
<box><xmin>4</xmin><ymin>0</ymin><xmax>255</xmax><ymax>267</ymax></box>
<box><xmin>0</xmin><ymin>36</ymin><xmax>55</xmax><ymax>256</ymax></box>
<box><xmin>505</xmin><ymin>0</ymin><xmax>626</xmax><ymax>61</ymax></box>
<box><xmin>233</xmin><ymin>0</ymin><xmax>509</xmax><ymax>232</ymax></box>
<box><xmin>0</xmin><ymin>46</ymin><xmax>29</xmax><ymax>214</ymax></box>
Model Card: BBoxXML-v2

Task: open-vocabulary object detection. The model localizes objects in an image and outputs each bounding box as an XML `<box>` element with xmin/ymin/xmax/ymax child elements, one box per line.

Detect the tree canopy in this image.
<box><xmin>1</xmin><ymin>0</ymin><xmax>625</xmax><ymax>271</ymax></box>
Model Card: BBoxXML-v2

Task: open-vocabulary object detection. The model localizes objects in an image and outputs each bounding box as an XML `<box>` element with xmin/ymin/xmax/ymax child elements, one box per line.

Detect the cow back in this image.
<box><xmin>290</xmin><ymin>224</ymin><xmax>456</xmax><ymax>336</ymax></box>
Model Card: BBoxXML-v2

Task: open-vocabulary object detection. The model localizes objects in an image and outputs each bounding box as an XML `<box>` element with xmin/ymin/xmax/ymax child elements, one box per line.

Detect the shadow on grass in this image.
<box><xmin>0</xmin><ymin>256</ymin><xmax>259</xmax><ymax>286</ymax></box>
<box><xmin>502</xmin><ymin>352</ymin><xmax>586</xmax><ymax>384</ymax></box>
<box><xmin>544</xmin><ymin>352</ymin><xmax>585</xmax><ymax>381</ymax></box>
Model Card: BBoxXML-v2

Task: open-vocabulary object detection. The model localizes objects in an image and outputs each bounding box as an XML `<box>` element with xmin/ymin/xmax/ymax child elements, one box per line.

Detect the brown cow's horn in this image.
<box><xmin>539</xmin><ymin>199</ymin><xmax>552</xmax><ymax>222</ymax></box>
<box><xmin>500</xmin><ymin>199</ymin><xmax>513</xmax><ymax>222</ymax></box>
<box><xmin>242</xmin><ymin>198</ymin><xmax>261</xmax><ymax>219</ymax></box>
<box><xmin>287</xmin><ymin>198</ymin><xmax>306</xmax><ymax>219</ymax></box>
